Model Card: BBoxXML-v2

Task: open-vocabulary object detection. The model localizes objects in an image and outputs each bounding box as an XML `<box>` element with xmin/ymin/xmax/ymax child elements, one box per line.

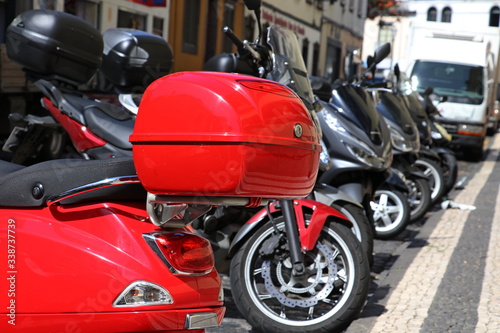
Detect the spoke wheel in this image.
<box><xmin>230</xmin><ymin>218</ymin><xmax>370</xmax><ymax>333</ymax></box>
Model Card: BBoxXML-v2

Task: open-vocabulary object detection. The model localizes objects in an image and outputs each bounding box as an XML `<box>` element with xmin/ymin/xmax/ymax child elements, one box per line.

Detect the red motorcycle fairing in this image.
<box><xmin>0</xmin><ymin>201</ymin><xmax>224</xmax><ymax>332</ymax></box>
<box><xmin>229</xmin><ymin>199</ymin><xmax>352</xmax><ymax>255</ymax></box>
<box><xmin>42</xmin><ymin>97</ymin><xmax>107</xmax><ymax>152</ymax></box>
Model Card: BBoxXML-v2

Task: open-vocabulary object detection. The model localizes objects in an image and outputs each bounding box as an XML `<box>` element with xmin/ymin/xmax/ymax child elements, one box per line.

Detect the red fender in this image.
<box><xmin>243</xmin><ymin>199</ymin><xmax>351</xmax><ymax>252</ymax></box>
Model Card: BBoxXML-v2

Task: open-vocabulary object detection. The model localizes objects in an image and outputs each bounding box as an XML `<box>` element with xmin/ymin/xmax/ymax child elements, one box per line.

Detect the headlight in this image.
<box><xmin>319</xmin><ymin>139</ymin><xmax>332</xmax><ymax>171</ymax></box>
<box><xmin>344</xmin><ymin>141</ymin><xmax>387</xmax><ymax>169</ymax></box>
<box><xmin>431</xmin><ymin>130</ymin><xmax>443</xmax><ymax>140</ymax></box>
<box><xmin>457</xmin><ymin>124</ymin><xmax>484</xmax><ymax>135</ymax></box>
<box><xmin>389</xmin><ymin>126</ymin><xmax>420</xmax><ymax>152</ymax></box>
<box><xmin>323</xmin><ymin>111</ymin><xmax>347</xmax><ymax>134</ymax></box>
<box><xmin>323</xmin><ymin>111</ymin><xmax>388</xmax><ymax>168</ymax></box>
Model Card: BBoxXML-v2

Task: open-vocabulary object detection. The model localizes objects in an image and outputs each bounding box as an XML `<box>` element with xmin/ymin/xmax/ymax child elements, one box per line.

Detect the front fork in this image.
<box><xmin>270</xmin><ymin>199</ymin><xmax>351</xmax><ymax>276</ymax></box>
<box><xmin>280</xmin><ymin>200</ymin><xmax>306</xmax><ymax>275</ymax></box>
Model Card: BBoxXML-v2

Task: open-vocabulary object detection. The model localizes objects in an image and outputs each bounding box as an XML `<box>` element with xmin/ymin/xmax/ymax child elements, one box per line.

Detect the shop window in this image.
<box><xmin>427</xmin><ymin>7</ymin><xmax>437</xmax><ymax>21</ymax></box>
<box><xmin>312</xmin><ymin>42</ymin><xmax>320</xmax><ymax>76</ymax></box>
<box><xmin>65</xmin><ymin>0</ymin><xmax>100</xmax><ymax>29</ymax></box>
<box><xmin>153</xmin><ymin>16</ymin><xmax>164</xmax><ymax>36</ymax></box>
<box><xmin>117</xmin><ymin>9</ymin><xmax>147</xmax><ymax>30</ymax></box>
<box><xmin>182</xmin><ymin>0</ymin><xmax>200</xmax><ymax>54</ymax></box>
<box><xmin>222</xmin><ymin>0</ymin><xmax>235</xmax><ymax>53</ymax></box>
<box><xmin>378</xmin><ymin>24</ymin><xmax>393</xmax><ymax>46</ymax></box>
<box><xmin>490</xmin><ymin>6</ymin><xmax>500</xmax><ymax>27</ymax></box>
<box><xmin>244</xmin><ymin>15</ymin><xmax>256</xmax><ymax>42</ymax></box>
<box><xmin>39</xmin><ymin>0</ymin><xmax>56</xmax><ymax>10</ymax></box>
<box><xmin>325</xmin><ymin>41</ymin><xmax>341</xmax><ymax>82</ymax></box>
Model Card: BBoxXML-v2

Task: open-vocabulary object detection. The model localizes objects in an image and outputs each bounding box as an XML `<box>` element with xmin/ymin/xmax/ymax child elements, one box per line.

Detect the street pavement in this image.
<box><xmin>208</xmin><ymin>134</ymin><xmax>500</xmax><ymax>333</ymax></box>
<box><xmin>345</xmin><ymin>133</ymin><xmax>500</xmax><ymax>333</ymax></box>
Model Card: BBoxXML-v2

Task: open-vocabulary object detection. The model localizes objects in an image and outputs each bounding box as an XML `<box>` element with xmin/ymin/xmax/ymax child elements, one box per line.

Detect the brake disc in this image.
<box><xmin>261</xmin><ymin>240</ymin><xmax>338</xmax><ymax>308</ymax></box>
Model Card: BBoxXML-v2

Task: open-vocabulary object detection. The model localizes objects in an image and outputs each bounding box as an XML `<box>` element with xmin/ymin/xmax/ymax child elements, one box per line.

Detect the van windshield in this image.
<box><xmin>410</xmin><ymin>60</ymin><xmax>484</xmax><ymax>105</ymax></box>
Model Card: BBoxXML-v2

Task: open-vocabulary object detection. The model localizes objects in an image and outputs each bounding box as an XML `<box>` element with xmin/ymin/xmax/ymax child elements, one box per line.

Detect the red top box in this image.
<box><xmin>130</xmin><ymin>71</ymin><xmax>320</xmax><ymax>199</ymax></box>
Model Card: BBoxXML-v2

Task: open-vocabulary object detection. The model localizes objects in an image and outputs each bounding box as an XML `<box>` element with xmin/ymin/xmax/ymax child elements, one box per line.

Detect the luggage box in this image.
<box><xmin>101</xmin><ymin>28</ymin><xmax>173</xmax><ymax>92</ymax></box>
<box><xmin>130</xmin><ymin>71</ymin><xmax>321</xmax><ymax>199</ymax></box>
<box><xmin>6</xmin><ymin>9</ymin><xmax>103</xmax><ymax>85</ymax></box>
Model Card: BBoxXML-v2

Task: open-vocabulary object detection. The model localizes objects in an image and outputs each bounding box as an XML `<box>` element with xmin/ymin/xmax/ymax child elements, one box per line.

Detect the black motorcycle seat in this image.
<box><xmin>84</xmin><ymin>104</ymin><xmax>134</xmax><ymax>150</ymax></box>
<box><xmin>59</xmin><ymin>93</ymin><xmax>134</xmax><ymax>150</ymax></box>
<box><xmin>0</xmin><ymin>158</ymin><xmax>146</xmax><ymax>207</ymax></box>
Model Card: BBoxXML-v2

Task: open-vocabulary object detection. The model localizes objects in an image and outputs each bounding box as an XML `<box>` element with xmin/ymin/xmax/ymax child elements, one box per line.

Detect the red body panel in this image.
<box><xmin>0</xmin><ymin>202</ymin><xmax>224</xmax><ymax>331</ymax></box>
<box><xmin>130</xmin><ymin>72</ymin><xmax>321</xmax><ymax>198</ymax></box>
<box><xmin>43</xmin><ymin>97</ymin><xmax>106</xmax><ymax>152</ymax></box>
<box><xmin>245</xmin><ymin>199</ymin><xmax>350</xmax><ymax>251</ymax></box>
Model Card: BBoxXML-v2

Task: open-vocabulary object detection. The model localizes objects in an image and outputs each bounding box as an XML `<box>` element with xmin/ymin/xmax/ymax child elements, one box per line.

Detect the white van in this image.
<box><xmin>406</xmin><ymin>23</ymin><xmax>500</xmax><ymax>160</ymax></box>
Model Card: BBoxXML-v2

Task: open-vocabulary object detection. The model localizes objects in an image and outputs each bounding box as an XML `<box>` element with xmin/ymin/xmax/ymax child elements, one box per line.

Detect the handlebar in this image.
<box><xmin>222</xmin><ymin>26</ymin><xmax>245</xmax><ymax>54</ymax></box>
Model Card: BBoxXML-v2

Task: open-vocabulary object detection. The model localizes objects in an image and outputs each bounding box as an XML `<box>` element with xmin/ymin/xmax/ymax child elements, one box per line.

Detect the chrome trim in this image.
<box><xmin>47</xmin><ymin>175</ymin><xmax>140</xmax><ymax>206</ymax></box>
<box><xmin>185</xmin><ymin>312</ymin><xmax>219</xmax><ymax>329</ymax></box>
<box><xmin>150</xmin><ymin>194</ymin><xmax>268</xmax><ymax>206</ymax></box>
<box><xmin>146</xmin><ymin>193</ymin><xmax>268</xmax><ymax>227</ymax></box>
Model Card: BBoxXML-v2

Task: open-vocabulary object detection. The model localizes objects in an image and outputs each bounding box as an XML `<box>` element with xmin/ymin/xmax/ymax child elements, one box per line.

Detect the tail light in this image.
<box><xmin>144</xmin><ymin>232</ymin><xmax>215</xmax><ymax>275</ymax></box>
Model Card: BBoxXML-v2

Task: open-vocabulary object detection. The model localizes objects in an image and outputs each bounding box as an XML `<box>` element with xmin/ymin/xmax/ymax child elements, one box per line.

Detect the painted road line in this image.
<box><xmin>369</xmin><ymin>134</ymin><xmax>500</xmax><ymax>333</ymax></box>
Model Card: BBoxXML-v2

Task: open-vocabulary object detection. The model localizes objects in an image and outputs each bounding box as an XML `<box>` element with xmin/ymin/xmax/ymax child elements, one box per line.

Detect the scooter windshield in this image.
<box><xmin>266</xmin><ymin>26</ymin><xmax>315</xmax><ymax>109</ymax></box>
<box><xmin>331</xmin><ymin>85</ymin><xmax>383</xmax><ymax>144</ymax></box>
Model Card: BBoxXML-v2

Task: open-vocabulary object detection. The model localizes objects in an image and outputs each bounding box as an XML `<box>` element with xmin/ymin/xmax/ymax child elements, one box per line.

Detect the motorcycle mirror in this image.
<box><xmin>394</xmin><ymin>64</ymin><xmax>400</xmax><ymax>79</ymax></box>
<box><xmin>366</xmin><ymin>55</ymin><xmax>374</xmax><ymax>69</ymax></box>
<box><xmin>373</xmin><ymin>43</ymin><xmax>391</xmax><ymax>65</ymax></box>
<box><xmin>424</xmin><ymin>86</ymin><xmax>434</xmax><ymax>95</ymax></box>
<box><xmin>244</xmin><ymin>0</ymin><xmax>262</xmax><ymax>10</ymax></box>
<box><xmin>244</xmin><ymin>0</ymin><xmax>262</xmax><ymax>43</ymax></box>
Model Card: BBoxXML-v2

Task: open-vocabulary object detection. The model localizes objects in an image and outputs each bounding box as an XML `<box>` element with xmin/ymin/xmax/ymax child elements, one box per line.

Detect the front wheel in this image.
<box><xmin>371</xmin><ymin>189</ymin><xmax>410</xmax><ymax>239</ymax></box>
<box><xmin>230</xmin><ymin>218</ymin><xmax>370</xmax><ymax>333</ymax></box>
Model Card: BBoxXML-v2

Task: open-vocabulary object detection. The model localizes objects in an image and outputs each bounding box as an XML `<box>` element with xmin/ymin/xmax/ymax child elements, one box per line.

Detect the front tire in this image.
<box><xmin>330</xmin><ymin>202</ymin><xmax>374</xmax><ymax>268</ymax></box>
<box><xmin>230</xmin><ymin>218</ymin><xmax>370</xmax><ymax>333</ymax></box>
<box><xmin>407</xmin><ymin>176</ymin><xmax>432</xmax><ymax>222</ymax></box>
<box><xmin>439</xmin><ymin>152</ymin><xmax>458</xmax><ymax>194</ymax></box>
